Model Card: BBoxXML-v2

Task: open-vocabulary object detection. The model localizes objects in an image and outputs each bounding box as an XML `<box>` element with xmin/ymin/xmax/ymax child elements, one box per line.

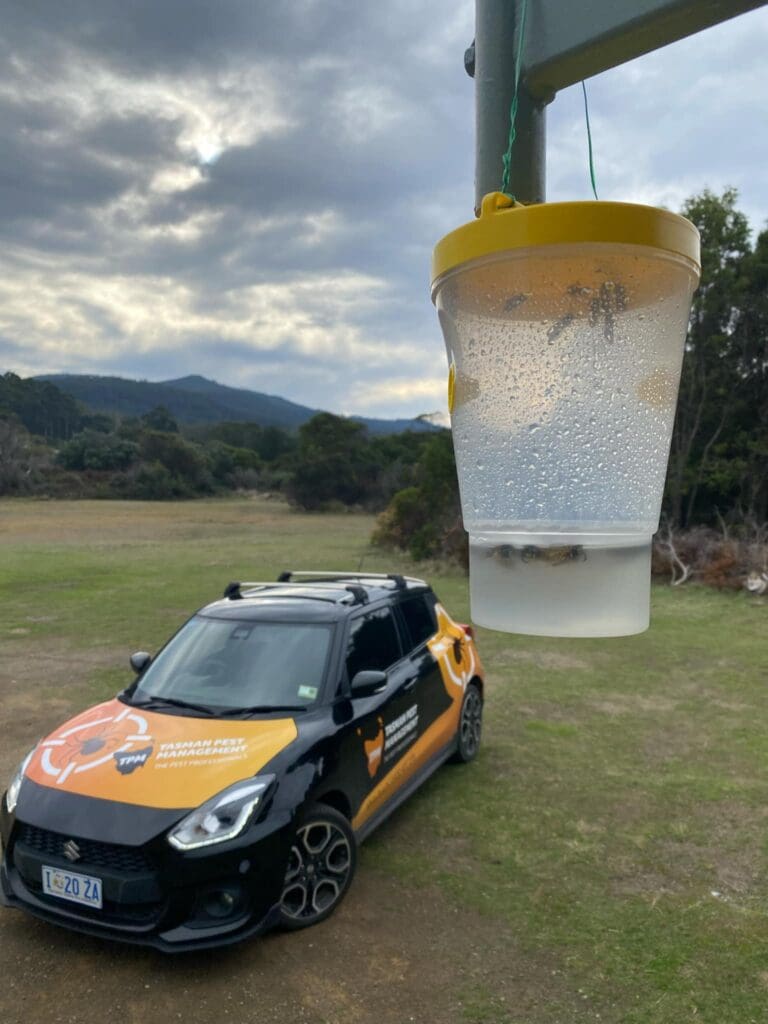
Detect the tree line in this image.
<box><xmin>0</xmin><ymin>382</ymin><xmax>442</xmax><ymax>508</ymax></box>
<box><xmin>667</xmin><ymin>189</ymin><xmax>768</xmax><ymax>528</ymax></box>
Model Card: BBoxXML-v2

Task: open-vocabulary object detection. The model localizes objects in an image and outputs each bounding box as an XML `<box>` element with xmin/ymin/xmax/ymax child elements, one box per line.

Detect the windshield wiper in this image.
<box><xmin>224</xmin><ymin>704</ymin><xmax>308</xmax><ymax>717</ymax></box>
<box><xmin>131</xmin><ymin>695</ymin><xmax>217</xmax><ymax>716</ymax></box>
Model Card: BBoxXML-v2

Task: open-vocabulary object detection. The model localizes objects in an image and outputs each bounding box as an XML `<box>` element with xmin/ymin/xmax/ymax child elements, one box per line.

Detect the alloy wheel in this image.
<box><xmin>281</xmin><ymin>819</ymin><xmax>353</xmax><ymax>923</ymax></box>
<box><xmin>460</xmin><ymin>686</ymin><xmax>482</xmax><ymax>759</ymax></box>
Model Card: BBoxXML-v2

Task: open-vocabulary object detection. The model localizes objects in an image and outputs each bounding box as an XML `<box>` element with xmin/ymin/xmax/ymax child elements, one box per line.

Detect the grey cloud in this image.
<box><xmin>0</xmin><ymin>334</ymin><xmax>27</xmax><ymax>362</ymax></box>
<box><xmin>69</xmin><ymin>299</ymin><xmax>126</xmax><ymax>339</ymax></box>
<box><xmin>1</xmin><ymin>0</ymin><xmax>463</xmax><ymax>78</ymax></box>
<box><xmin>0</xmin><ymin>95</ymin><xmax>163</xmax><ymax>244</ymax></box>
<box><xmin>0</xmin><ymin>130</ymin><xmax>135</xmax><ymax>226</ymax></box>
<box><xmin>82</xmin><ymin>114</ymin><xmax>182</xmax><ymax>162</ymax></box>
<box><xmin>0</xmin><ymin>0</ymin><xmax>473</xmax><ymax>276</ymax></box>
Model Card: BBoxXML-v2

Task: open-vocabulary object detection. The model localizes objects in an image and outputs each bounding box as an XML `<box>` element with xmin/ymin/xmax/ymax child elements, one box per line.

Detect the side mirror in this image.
<box><xmin>130</xmin><ymin>651</ymin><xmax>152</xmax><ymax>674</ymax></box>
<box><xmin>350</xmin><ymin>670</ymin><xmax>387</xmax><ymax>698</ymax></box>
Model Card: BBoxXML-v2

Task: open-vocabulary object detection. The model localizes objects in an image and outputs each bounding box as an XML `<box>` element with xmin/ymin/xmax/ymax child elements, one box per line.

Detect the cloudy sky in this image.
<box><xmin>1</xmin><ymin>1</ymin><xmax>767</xmax><ymax>419</ymax></box>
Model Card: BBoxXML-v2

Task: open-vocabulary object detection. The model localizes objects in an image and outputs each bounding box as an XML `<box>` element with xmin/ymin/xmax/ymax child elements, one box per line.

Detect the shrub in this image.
<box><xmin>286</xmin><ymin>413</ymin><xmax>378</xmax><ymax>510</ymax></box>
<box><xmin>56</xmin><ymin>430</ymin><xmax>139</xmax><ymax>472</ymax></box>
<box><xmin>205</xmin><ymin>442</ymin><xmax>261</xmax><ymax>487</ymax></box>
<box><xmin>113</xmin><ymin>462</ymin><xmax>189</xmax><ymax>500</ymax></box>
<box><xmin>652</xmin><ymin>525</ymin><xmax>768</xmax><ymax>590</ymax></box>
<box><xmin>0</xmin><ymin>418</ymin><xmax>34</xmax><ymax>494</ymax></box>
<box><xmin>372</xmin><ymin>432</ymin><xmax>467</xmax><ymax>567</ymax></box>
<box><xmin>139</xmin><ymin>431</ymin><xmax>211</xmax><ymax>491</ymax></box>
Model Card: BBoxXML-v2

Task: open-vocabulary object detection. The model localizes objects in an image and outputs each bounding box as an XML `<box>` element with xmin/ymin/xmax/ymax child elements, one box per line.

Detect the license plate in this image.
<box><xmin>42</xmin><ymin>865</ymin><xmax>103</xmax><ymax>909</ymax></box>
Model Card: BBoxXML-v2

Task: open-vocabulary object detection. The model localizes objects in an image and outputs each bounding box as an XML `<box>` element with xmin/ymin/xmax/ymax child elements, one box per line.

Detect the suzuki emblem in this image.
<box><xmin>63</xmin><ymin>840</ymin><xmax>81</xmax><ymax>862</ymax></box>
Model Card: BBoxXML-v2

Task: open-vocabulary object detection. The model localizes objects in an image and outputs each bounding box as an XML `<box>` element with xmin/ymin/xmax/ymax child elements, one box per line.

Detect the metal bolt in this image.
<box><xmin>464</xmin><ymin>40</ymin><xmax>475</xmax><ymax>77</ymax></box>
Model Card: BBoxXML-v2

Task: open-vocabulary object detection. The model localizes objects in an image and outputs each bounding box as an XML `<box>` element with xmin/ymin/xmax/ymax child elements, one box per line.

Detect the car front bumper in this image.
<box><xmin>0</xmin><ymin>809</ymin><xmax>294</xmax><ymax>952</ymax></box>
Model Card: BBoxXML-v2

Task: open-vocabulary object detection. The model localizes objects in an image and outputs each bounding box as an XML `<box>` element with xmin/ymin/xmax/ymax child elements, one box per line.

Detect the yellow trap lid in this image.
<box><xmin>431</xmin><ymin>192</ymin><xmax>701</xmax><ymax>296</ymax></box>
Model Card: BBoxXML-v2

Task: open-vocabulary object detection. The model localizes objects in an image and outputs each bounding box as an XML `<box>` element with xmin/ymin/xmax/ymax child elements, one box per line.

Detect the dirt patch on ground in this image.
<box><xmin>491</xmin><ymin>649</ymin><xmax>595</xmax><ymax>672</ymax></box>
<box><xmin>640</xmin><ymin>725</ymin><xmax>699</xmax><ymax>766</ymax></box>
<box><xmin>653</xmin><ymin>836</ymin><xmax>765</xmax><ymax>900</ymax></box>
<box><xmin>589</xmin><ymin>693</ymin><xmax>680</xmax><ymax>717</ymax></box>
<box><xmin>710</xmin><ymin>699</ymin><xmax>754</xmax><ymax>712</ymax></box>
<box><xmin>696</xmin><ymin>801</ymin><xmax>768</xmax><ymax>896</ymax></box>
<box><xmin>609</xmin><ymin>868</ymin><xmax>680</xmax><ymax>903</ymax></box>
<box><xmin>610</xmin><ymin>800</ymin><xmax>768</xmax><ymax>904</ymax></box>
<box><xmin>515</xmin><ymin>703</ymin><xmax>581</xmax><ymax>726</ymax></box>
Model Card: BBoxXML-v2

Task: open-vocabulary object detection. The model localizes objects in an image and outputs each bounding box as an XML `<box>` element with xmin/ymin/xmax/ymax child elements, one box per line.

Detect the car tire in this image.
<box><xmin>278</xmin><ymin>804</ymin><xmax>357</xmax><ymax>930</ymax></box>
<box><xmin>451</xmin><ymin>681</ymin><xmax>483</xmax><ymax>763</ymax></box>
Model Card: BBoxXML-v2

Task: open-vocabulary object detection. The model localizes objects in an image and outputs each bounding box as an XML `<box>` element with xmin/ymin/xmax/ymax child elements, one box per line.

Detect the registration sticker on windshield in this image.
<box><xmin>297</xmin><ymin>685</ymin><xmax>318</xmax><ymax>701</ymax></box>
<box><xmin>42</xmin><ymin>866</ymin><xmax>103</xmax><ymax>908</ymax></box>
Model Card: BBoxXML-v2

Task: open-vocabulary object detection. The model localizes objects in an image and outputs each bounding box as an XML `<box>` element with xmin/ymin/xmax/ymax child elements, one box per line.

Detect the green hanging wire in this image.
<box><xmin>581</xmin><ymin>80</ymin><xmax>599</xmax><ymax>200</ymax></box>
<box><xmin>500</xmin><ymin>0</ymin><xmax>530</xmax><ymax>200</ymax></box>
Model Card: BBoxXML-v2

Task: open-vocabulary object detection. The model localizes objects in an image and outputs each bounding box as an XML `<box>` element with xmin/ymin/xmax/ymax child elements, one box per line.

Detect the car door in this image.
<box><xmin>335</xmin><ymin>604</ymin><xmax>416</xmax><ymax>828</ymax></box>
<box><xmin>395</xmin><ymin>591</ymin><xmax>459</xmax><ymax>767</ymax></box>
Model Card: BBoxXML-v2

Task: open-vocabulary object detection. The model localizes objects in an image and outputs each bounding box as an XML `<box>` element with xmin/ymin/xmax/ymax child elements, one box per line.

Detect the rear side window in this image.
<box><xmin>399</xmin><ymin>595</ymin><xmax>437</xmax><ymax>649</ymax></box>
<box><xmin>346</xmin><ymin>608</ymin><xmax>402</xmax><ymax>679</ymax></box>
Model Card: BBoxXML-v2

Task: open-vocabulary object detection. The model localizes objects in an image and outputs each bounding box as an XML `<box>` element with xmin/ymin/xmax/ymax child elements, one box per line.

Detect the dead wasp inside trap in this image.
<box><xmin>487</xmin><ymin>544</ymin><xmax>587</xmax><ymax>567</ymax></box>
<box><xmin>547</xmin><ymin>279</ymin><xmax>628</xmax><ymax>344</ymax></box>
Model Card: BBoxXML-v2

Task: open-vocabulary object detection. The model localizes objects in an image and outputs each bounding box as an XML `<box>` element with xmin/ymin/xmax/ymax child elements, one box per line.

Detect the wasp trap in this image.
<box><xmin>432</xmin><ymin>193</ymin><xmax>701</xmax><ymax>637</ymax></box>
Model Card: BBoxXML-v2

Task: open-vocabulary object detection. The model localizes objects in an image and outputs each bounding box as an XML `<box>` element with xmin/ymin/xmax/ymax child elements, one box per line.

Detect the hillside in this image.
<box><xmin>36</xmin><ymin>374</ymin><xmax>438</xmax><ymax>434</ymax></box>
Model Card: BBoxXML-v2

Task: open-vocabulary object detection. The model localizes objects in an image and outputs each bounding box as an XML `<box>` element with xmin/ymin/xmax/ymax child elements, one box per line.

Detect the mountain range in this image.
<box><xmin>36</xmin><ymin>374</ymin><xmax>439</xmax><ymax>435</ymax></box>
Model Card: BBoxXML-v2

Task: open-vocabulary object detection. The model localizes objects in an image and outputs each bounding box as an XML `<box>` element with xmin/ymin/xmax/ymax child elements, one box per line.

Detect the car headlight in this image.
<box><xmin>167</xmin><ymin>776</ymin><xmax>275</xmax><ymax>851</ymax></box>
<box><xmin>5</xmin><ymin>749</ymin><xmax>36</xmax><ymax>815</ymax></box>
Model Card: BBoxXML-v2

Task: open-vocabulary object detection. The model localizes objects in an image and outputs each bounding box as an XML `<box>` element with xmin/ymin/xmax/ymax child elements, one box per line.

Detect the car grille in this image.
<box><xmin>21</xmin><ymin>877</ymin><xmax>162</xmax><ymax>923</ymax></box>
<box><xmin>27</xmin><ymin>881</ymin><xmax>162</xmax><ymax>923</ymax></box>
<box><xmin>17</xmin><ymin>823</ymin><xmax>154</xmax><ymax>874</ymax></box>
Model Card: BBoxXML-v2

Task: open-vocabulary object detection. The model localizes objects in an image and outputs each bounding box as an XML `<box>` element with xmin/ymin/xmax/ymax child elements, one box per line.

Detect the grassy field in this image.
<box><xmin>1</xmin><ymin>496</ymin><xmax>767</xmax><ymax>1023</ymax></box>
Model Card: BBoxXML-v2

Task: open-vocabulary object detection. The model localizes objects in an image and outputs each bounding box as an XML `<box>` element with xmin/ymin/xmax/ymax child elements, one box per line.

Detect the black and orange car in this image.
<box><xmin>1</xmin><ymin>571</ymin><xmax>484</xmax><ymax>950</ymax></box>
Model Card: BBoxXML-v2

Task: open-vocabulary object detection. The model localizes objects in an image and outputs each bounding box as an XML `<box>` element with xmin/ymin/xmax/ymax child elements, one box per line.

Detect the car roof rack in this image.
<box><xmin>277</xmin><ymin>570</ymin><xmax>411</xmax><ymax>589</ymax></box>
<box><xmin>222</xmin><ymin>580</ymin><xmax>369</xmax><ymax>606</ymax></box>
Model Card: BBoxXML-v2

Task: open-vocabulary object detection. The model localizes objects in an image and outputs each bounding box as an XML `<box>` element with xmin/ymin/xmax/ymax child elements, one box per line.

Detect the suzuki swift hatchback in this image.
<box><xmin>1</xmin><ymin>571</ymin><xmax>484</xmax><ymax>950</ymax></box>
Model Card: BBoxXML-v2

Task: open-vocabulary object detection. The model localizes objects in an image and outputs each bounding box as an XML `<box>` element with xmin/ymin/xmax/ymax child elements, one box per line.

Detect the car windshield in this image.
<box><xmin>131</xmin><ymin>616</ymin><xmax>333</xmax><ymax>712</ymax></box>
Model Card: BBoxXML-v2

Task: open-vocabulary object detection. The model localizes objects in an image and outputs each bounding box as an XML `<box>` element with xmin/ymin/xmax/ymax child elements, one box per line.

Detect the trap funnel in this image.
<box><xmin>432</xmin><ymin>193</ymin><xmax>700</xmax><ymax>637</ymax></box>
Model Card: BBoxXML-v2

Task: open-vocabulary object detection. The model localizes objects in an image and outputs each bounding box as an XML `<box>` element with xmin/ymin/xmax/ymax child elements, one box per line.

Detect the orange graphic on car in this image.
<box><xmin>38</xmin><ymin>705</ymin><xmax>154</xmax><ymax>786</ymax></box>
<box><xmin>25</xmin><ymin>699</ymin><xmax>299</xmax><ymax>809</ymax></box>
<box><xmin>428</xmin><ymin>603</ymin><xmax>477</xmax><ymax>695</ymax></box>
<box><xmin>358</xmin><ymin>717</ymin><xmax>385</xmax><ymax>778</ymax></box>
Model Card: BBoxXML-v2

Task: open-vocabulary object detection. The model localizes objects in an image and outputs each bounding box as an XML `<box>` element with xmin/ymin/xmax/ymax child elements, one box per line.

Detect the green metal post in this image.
<box><xmin>474</xmin><ymin>0</ymin><xmax>548</xmax><ymax>210</ymax></box>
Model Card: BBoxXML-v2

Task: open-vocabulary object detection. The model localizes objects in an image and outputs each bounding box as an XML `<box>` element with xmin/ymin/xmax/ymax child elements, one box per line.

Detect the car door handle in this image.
<box><xmin>402</xmin><ymin>676</ymin><xmax>417</xmax><ymax>691</ymax></box>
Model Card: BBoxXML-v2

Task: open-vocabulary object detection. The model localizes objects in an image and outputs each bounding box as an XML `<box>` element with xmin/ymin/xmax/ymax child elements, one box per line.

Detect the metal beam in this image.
<box><xmin>473</xmin><ymin>0</ymin><xmax>768</xmax><ymax>209</ymax></box>
<box><xmin>524</xmin><ymin>0</ymin><xmax>768</xmax><ymax>98</ymax></box>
